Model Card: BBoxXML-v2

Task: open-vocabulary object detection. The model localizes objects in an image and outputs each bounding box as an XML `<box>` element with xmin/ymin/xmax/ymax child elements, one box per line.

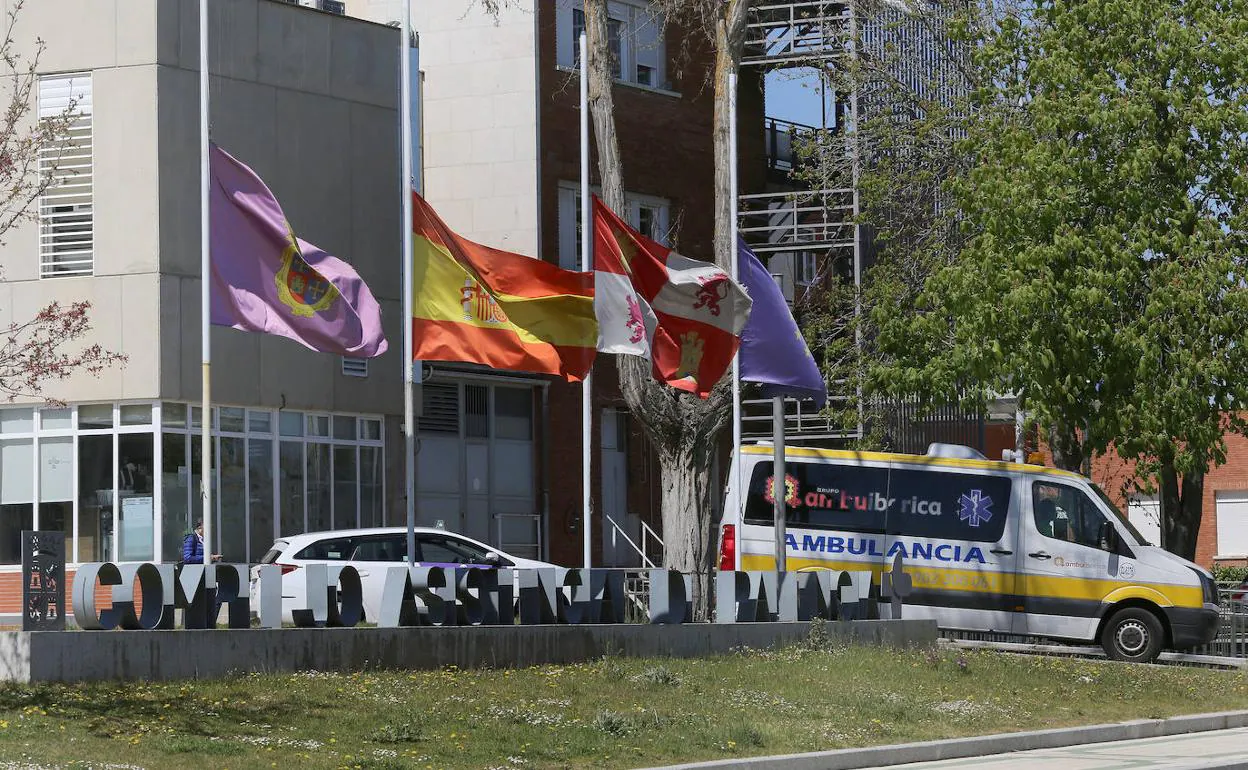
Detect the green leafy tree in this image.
<box><xmin>870</xmin><ymin>0</ymin><xmax>1248</xmax><ymax>559</ymax></box>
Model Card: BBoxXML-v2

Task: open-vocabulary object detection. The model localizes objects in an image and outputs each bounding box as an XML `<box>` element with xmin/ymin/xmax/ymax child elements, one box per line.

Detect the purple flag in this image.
<box><xmin>737</xmin><ymin>239</ymin><xmax>827</xmax><ymax>406</ymax></box>
<box><xmin>209</xmin><ymin>144</ymin><xmax>388</xmax><ymax>357</ymax></box>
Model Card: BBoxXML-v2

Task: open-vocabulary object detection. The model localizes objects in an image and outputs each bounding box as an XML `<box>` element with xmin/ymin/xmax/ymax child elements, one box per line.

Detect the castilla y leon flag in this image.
<box><xmin>209</xmin><ymin>144</ymin><xmax>388</xmax><ymax>357</ymax></box>
<box><xmin>410</xmin><ymin>193</ymin><xmax>597</xmax><ymax>380</ymax></box>
<box><xmin>593</xmin><ymin>197</ymin><xmax>751</xmax><ymax>398</ymax></box>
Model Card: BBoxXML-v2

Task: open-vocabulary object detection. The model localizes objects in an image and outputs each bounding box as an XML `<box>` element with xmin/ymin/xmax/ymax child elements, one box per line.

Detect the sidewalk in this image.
<box><xmin>641</xmin><ymin>710</ymin><xmax>1248</xmax><ymax>770</ymax></box>
<box><xmin>880</xmin><ymin>727</ymin><xmax>1248</xmax><ymax>769</ymax></box>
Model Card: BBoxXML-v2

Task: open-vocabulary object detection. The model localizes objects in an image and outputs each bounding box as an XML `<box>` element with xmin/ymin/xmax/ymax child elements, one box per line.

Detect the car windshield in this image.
<box><xmin>1091</xmin><ymin>484</ymin><xmax>1150</xmax><ymax>546</ymax></box>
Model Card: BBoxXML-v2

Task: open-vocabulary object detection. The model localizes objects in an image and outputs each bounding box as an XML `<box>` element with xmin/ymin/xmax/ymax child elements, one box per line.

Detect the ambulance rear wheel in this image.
<box><xmin>1101</xmin><ymin>607</ymin><xmax>1163</xmax><ymax>663</ymax></box>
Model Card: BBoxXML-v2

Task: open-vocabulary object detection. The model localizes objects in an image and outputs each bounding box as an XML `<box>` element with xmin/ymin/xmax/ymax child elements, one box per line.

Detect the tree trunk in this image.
<box><xmin>656</xmin><ymin>410</ymin><xmax>731</xmax><ymax>615</ymax></box>
<box><xmin>1158</xmin><ymin>459</ymin><xmax>1202</xmax><ymax>561</ymax></box>
<box><xmin>584</xmin><ymin>0</ymin><xmax>625</xmax><ymax>213</ymax></box>
<box><xmin>1047</xmin><ymin>422</ymin><xmax>1084</xmax><ymax>473</ymax></box>
<box><xmin>711</xmin><ymin>2</ymin><xmax>751</xmax><ymax>268</ymax></box>
<box><xmin>583</xmin><ymin>0</ymin><xmax>752</xmax><ymax>620</ymax></box>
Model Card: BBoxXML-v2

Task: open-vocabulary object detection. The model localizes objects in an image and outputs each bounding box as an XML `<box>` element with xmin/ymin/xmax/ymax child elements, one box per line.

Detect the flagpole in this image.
<box><xmin>579</xmin><ymin>31</ymin><xmax>592</xmax><ymax>570</ymax></box>
<box><xmin>773</xmin><ymin>396</ymin><xmax>787</xmax><ymax>572</ymax></box>
<box><xmin>401</xmin><ymin>0</ymin><xmax>417</xmax><ymax>570</ymax></box>
<box><xmin>728</xmin><ymin>70</ymin><xmax>743</xmax><ymax>572</ymax></box>
<box><xmin>199</xmin><ymin>0</ymin><xmax>213</xmax><ymax>578</ymax></box>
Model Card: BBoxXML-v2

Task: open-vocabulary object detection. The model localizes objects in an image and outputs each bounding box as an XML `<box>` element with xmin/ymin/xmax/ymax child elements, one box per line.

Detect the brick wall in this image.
<box><xmin>0</xmin><ymin>569</ymin><xmax>135</xmax><ymax>618</ymax></box>
<box><xmin>1023</xmin><ymin>423</ymin><xmax>1248</xmax><ymax>568</ymax></box>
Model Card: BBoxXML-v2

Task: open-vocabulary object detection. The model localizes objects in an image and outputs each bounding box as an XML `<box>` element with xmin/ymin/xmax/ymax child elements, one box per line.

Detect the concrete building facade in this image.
<box><xmin>0</xmin><ymin>0</ymin><xmax>766</xmax><ymax>613</ymax></box>
<box><xmin>0</xmin><ymin>0</ymin><xmax>413</xmax><ymax>611</ymax></box>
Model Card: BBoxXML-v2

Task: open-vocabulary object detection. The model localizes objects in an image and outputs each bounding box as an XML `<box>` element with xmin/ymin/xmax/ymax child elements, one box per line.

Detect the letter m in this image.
<box><xmin>802</xmin><ymin>535</ymin><xmax>826</xmax><ymax>553</ymax></box>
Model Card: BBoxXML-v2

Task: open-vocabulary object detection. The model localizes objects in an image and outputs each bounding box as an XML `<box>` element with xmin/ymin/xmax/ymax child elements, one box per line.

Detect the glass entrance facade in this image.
<box><xmin>0</xmin><ymin>401</ymin><xmax>385</xmax><ymax>566</ymax></box>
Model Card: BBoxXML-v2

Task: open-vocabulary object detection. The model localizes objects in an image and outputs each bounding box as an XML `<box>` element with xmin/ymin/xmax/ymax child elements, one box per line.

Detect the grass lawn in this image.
<box><xmin>1</xmin><ymin>635</ymin><xmax>1246</xmax><ymax>770</ymax></box>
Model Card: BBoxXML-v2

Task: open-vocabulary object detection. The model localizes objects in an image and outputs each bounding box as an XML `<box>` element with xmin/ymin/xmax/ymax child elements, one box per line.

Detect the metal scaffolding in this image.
<box><xmin>738</xmin><ymin>0</ymin><xmax>863</xmax><ymax>443</ymax></box>
<box><xmin>737</xmin><ymin>0</ymin><xmax>975</xmax><ymax>448</ymax></box>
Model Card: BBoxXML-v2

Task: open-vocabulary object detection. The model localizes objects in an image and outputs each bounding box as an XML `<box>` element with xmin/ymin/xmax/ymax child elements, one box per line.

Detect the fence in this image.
<box><xmin>941</xmin><ymin>589</ymin><xmax>1248</xmax><ymax>660</ymax></box>
<box><xmin>1190</xmin><ymin>588</ymin><xmax>1248</xmax><ymax>658</ymax></box>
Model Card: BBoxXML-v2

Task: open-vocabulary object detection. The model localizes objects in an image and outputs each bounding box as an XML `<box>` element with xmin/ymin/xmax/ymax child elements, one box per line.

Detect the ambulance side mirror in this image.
<box><xmin>1101</xmin><ymin>523</ymin><xmax>1118</xmax><ymax>553</ymax></box>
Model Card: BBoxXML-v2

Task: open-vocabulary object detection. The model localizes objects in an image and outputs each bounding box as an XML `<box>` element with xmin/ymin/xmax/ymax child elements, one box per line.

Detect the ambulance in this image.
<box><xmin>718</xmin><ymin>443</ymin><xmax>1221</xmax><ymax>662</ymax></box>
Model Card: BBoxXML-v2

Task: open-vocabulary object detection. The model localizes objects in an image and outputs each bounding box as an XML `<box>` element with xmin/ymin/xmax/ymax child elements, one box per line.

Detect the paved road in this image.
<box><xmin>873</xmin><ymin>727</ymin><xmax>1248</xmax><ymax>770</ymax></box>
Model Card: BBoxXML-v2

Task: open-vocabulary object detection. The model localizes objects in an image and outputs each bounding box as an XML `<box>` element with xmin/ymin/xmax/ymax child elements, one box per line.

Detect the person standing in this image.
<box><xmin>181</xmin><ymin>519</ymin><xmax>222</xmax><ymax>565</ymax></box>
<box><xmin>181</xmin><ymin>519</ymin><xmax>223</xmax><ymax>625</ymax></box>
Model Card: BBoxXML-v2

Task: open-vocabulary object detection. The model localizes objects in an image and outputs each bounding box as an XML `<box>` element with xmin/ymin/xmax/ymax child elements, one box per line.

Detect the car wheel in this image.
<box><xmin>1101</xmin><ymin>607</ymin><xmax>1163</xmax><ymax>663</ymax></box>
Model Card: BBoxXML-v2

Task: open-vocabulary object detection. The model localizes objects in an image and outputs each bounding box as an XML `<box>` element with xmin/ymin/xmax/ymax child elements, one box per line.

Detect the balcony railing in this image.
<box><xmin>739</xmin><ymin>188</ymin><xmax>856</xmax><ymax>253</ymax></box>
<box><xmin>744</xmin><ymin>1</ymin><xmax>853</xmax><ymax>66</ymax></box>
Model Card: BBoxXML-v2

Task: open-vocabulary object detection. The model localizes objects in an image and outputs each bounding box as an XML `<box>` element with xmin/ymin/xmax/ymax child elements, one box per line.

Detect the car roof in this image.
<box><xmin>741</xmin><ymin>444</ymin><xmax>1086</xmax><ymax>480</ymax></box>
<box><xmin>270</xmin><ymin>527</ymin><xmax>484</xmax><ymax>548</ymax></box>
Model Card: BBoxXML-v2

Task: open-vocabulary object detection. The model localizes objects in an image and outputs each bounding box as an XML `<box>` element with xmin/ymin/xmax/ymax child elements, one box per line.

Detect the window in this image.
<box><xmin>571</xmin><ymin>9</ymin><xmax>624</xmax><ymax>79</ymax></box>
<box><xmin>296</xmin><ymin>536</ymin><xmax>355</xmax><ymax>561</ymax></box>
<box><xmin>744</xmin><ymin>461</ymin><xmax>1012</xmax><ymax>543</ymax></box>
<box><xmin>217</xmin><ymin>407</ymin><xmax>245</xmax><ymax>433</ymax></box>
<box><xmin>306</xmin><ymin>414</ymin><xmax>330</xmax><ymax>438</ymax></box>
<box><xmin>795</xmin><ymin>252</ymin><xmax>819</xmax><ymax>286</ymax></box>
<box><xmin>332</xmin><ymin>416</ymin><xmax>356</xmax><ymax>442</ymax></box>
<box><xmin>162</xmin><ymin>403</ymin><xmax>188</xmax><ymax>429</ymax></box>
<box><xmin>0</xmin><ymin>409</ymin><xmax>33</xmax><ymax>434</ymax></box>
<box><xmin>359</xmin><ymin>419</ymin><xmax>382</xmax><ymax>442</ymax></box>
<box><xmin>306</xmin><ymin>443</ymin><xmax>331</xmax><ymax>532</ymax></box>
<box><xmin>558</xmin><ymin>1</ymin><xmax>666</xmax><ymax>88</ymax></box>
<box><xmin>557</xmin><ymin>182</ymin><xmax>670</xmax><ymax>269</ymax></box>
<box><xmin>1033</xmin><ymin>482</ymin><xmax>1125</xmax><ymax>554</ymax></box>
<box><xmin>495</xmin><ymin>388</ymin><xmax>533</xmax><ymax>441</ymax></box>
<box><xmin>360</xmin><ymin>446</ymin><xmax>384</xmax><ymax>528</ymax></box>
<box><xmin>418</xmin><ymin>534</ymin><xmax>493</xmax><ymax>565</ymax></box>
<box><xmin>78</xmin><ymin>404</ymin><xmax>112</xmax><ymax>430</ymax></box>
<box><xmin>351</xmin><ymin>535</ymin><xmax>406</xmax><ymax>562</ymax></box>
<box><xmin>279</xmin><ymin>411</ymin><xmax>304</xmax><ymax>437</ymax></box>
<box><xmin>1216</xmin><ymin>491</ymin><xmax>1248</xmax><ymax>557</ymax></box>
<box><xmin>248</xmin><ymin>409</ymin><xmax>272</xmax><ymax>434</ymax></box>
<box><xmin>38</xmin><ymin>73</ymin><xmax>94</xmax><ymax>278</ymax></box>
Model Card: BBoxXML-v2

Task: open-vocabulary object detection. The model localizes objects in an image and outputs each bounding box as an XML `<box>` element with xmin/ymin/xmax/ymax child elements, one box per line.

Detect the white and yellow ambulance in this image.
<box><xmin>718</xmin><ymin>443</ymin><xmax>1221</xmax><ymax>662</ymax></box>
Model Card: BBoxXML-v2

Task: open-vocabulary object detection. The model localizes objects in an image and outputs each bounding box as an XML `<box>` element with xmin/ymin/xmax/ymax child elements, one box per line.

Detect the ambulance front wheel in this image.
<box><xmin>1101</xmin><ymin>607</ymin><xmax>1163</xmax><ymax>663</ymax></box>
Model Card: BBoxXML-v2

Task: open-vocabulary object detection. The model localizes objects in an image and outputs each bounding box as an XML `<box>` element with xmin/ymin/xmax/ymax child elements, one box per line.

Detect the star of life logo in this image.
<box><xmin>957</xmin><ymin>489</ymin><xmax>994</xmax><ymax>528</ymax></box>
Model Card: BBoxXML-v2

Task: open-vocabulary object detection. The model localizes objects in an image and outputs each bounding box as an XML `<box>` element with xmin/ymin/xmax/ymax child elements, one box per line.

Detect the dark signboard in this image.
<box><xmin>22</xmin><ymin>531</ymin><xmax>65</xmax><ymax>631</ymax></box>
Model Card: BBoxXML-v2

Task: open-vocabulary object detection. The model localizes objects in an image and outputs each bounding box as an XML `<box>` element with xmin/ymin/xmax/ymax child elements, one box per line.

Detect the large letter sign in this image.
<box><xmin>70</xmin><ymin>560</ymin><xmax>905</xmax><ymax>631</ymax></box>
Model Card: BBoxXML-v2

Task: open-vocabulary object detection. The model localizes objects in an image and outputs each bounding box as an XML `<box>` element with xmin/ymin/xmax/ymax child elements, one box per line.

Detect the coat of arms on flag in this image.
<box><xmin>208</xmin><ymin>144</ymin><xmax>388</xmax><ymax>358</ymax></box>
<box><xmin>274</xmin><ymin>229</ymin><xmax>340</xmax><ymax>318</ymax></box>
<box><xmin>592</xmin><ymin>197</ymin><xmax>751</xmax><ymax>398</ymax></box>
<box><xmin>410</xmin><ymin>192</ymin><xmax>597</xmax><ymax>381</ymax></box>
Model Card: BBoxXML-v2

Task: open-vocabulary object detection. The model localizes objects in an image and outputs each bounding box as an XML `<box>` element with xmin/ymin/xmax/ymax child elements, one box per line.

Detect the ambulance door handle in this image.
<box><xmin>1028</xmin><ymin>551</ymin><xmax>1052</xmax><ymax>560</ymax></box>
<box><xmin>990</xmin><ymin>549</ymin><xmax>1013</xmax><ymax>556</ymax></box>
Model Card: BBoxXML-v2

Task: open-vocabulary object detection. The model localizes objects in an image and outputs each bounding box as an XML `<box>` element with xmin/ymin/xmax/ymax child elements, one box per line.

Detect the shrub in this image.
<box><xmin>1212</xmin><ymin>564</ymin><xmax>1248</xmax><ymax>585</ymax></box>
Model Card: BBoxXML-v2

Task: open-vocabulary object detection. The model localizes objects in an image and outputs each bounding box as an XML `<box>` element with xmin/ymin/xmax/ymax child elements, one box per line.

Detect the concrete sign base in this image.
<box><xmin>0</xmin><ymin>619</ymin><xmax>936</xmax><ymax>683</ymax></box>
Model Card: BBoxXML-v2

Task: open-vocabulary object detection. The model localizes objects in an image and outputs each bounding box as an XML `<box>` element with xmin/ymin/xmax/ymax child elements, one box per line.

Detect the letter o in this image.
<box><xmin>72</xmin><ymin>563</ymin><xmax>123</xmax><ymax>631</ymax></box>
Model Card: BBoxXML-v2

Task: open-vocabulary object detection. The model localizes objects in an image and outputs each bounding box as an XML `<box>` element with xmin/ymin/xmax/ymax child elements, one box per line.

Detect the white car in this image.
<box><xmin>250</xmin><ymin>526</ymin><xmax>560</xmax><ymax>623</ymax></box>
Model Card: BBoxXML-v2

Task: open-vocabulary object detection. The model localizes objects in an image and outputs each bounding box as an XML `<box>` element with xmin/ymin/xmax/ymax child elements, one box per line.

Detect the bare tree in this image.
<box><xmin>0</xmin><ymin>1</ymin><xmax>124</xmax><ymax>402</ymax></box>
<box><xmin>583</xmin><ymin>0</ymin><xmax>752</xmax><ymax>618</ymax></box>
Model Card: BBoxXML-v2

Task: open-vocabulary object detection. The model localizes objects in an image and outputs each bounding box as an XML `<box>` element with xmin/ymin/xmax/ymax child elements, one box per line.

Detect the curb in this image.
<box><xmin>639</xmin><ymin>709</ymin><xmax>1248</xmax><ymax>770</ymax></box>
<box><xmin>942</xmin><ymin>638</ymin><xmax>1248</xmax><ymax>669</ymax></box>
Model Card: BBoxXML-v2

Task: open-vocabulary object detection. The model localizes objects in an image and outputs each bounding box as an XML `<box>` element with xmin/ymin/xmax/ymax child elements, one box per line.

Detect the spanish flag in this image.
<box><xmin>411</xmin><ymin>193</ymin><xmax>597</xmax><ymax>380</ymax></box>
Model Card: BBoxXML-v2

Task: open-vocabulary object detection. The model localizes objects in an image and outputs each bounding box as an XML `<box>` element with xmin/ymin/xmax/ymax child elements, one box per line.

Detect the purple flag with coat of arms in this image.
<box><xmin>737</xmin><ymin>239</ymin><xmax>827</xmax><ymax>406</ymax></box>
<box><xmin>209</xmin><ymin>144</ymin><xmax>388</xmax><ymax>357</ymax></box>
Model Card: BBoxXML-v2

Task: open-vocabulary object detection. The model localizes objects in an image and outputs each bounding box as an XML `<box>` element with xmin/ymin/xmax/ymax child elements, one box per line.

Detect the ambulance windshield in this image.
<box><xmin>1091</xmin><ymin>484</ymin><xmax>1150</xmax><ymax>546</ymax></box>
